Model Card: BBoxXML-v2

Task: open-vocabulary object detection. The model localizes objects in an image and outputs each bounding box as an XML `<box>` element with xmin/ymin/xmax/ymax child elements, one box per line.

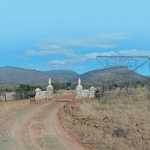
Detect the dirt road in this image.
<box><xmin>0</xmin><ymin>98</ymin><xmax>85</xmax><ymax>150</ymax></box>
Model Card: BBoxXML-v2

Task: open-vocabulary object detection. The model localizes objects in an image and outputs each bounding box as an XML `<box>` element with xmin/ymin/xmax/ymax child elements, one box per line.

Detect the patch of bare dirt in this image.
<box><xmin>63</xmin><ymin>88</ymin><xmax>150</xmax><ymax>150</ymax></box>
<box><xmin>0</xmin><ymin>94</ymin><xmax>86</xmax><ymax>150</ymax></box>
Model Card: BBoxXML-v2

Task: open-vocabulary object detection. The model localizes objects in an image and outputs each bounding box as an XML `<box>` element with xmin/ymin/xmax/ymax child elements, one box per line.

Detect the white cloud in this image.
<box><xmin>26</xmin><ymin>47</ymin><xmax>74</xmax><ymax>57</ymax></box>
<box><xmin>115</xmin><ymin>49</ymin><xmax>150</xmax><ymax>56</ymax></box>
<box><xmin>32</xmin><ymin>32</ymin><xmax>130</xmax><ymax>51</ymax></box>
<box><xmin>48</xmin><ymin>60</ymin><xmax>66</xmax><ymax>65</ymax></box>
<box><xmin>26</xmin><ymin>33</ymin><xmax>147</xmax><ymax>68</ymax></box>
<box><xmin>26</xmin><ymin>49</ymin><xmax>53</xmax><ymax>56</ymax></box>
<box><xmin>26</xmin><ymin>32</ymin><xmax>131</xmax><ymax>58</ymax></box>
<box><xmin>40</xmin><ymin>44</ymin><xmax>62</xmax><ymax>49</ymax></box>
<box><xmin>71</xmin><ymin>49</ymin><xmax>150</xmax><ymax>64</ymax></box>
<box><xmin>57</xmin><ymin>38</ymin><xmax>116</xmax><ymax>48</ymax></box>
<box><xmin>47</xmin><ymin>49</ymin><xmax>150</xmax><ymax>69</ymax></box>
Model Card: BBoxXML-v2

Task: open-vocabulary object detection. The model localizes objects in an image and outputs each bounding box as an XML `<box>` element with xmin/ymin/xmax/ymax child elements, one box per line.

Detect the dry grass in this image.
<box><xmin>63</xmin><ymin>87</ymin><xmax>150</xmax><ymax>150</ymax></box>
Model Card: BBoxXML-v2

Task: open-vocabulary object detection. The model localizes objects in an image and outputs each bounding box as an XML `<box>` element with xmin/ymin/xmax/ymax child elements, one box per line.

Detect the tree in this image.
<box><xmin>15</xmin><ymin>84</ymin><xmax>41</xmax><ymax>99</ymax></box>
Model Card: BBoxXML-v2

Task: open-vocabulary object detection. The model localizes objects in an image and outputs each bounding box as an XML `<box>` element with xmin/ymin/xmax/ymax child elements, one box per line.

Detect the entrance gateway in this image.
<box><xmin>35</xmin><ymin>77</ymin><xmax>96</xmax><ymax>101</ymax></box>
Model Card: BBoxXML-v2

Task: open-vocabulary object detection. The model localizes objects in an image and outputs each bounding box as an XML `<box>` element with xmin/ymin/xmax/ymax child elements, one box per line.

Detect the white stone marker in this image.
<box><xmin>76</xmin><ymin>78</ymin><xmax>83</xmax><ymax>98</ymax></box>
<box><xmin>46</xmin><ymin>78</ymin><xmax>54</xmax><ymax>98</ymax></box>
<box><xmin>89</xmin><ymin>86</ymin><xmax>96</xmax><ymax>98</ymax></box>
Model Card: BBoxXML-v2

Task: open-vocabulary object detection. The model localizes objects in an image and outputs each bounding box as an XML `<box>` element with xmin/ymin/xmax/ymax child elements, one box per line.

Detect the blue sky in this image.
<box><xmin>1</xmin><ymin>0</ymin><xmax>150</xmax><ymax>75</ymax></box>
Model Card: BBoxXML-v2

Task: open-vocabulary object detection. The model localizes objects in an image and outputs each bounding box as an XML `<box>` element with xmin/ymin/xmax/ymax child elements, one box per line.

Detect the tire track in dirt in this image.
<box><xmin>27</xmin><ymin>101</ymin><xmax>85</xmax><ymax>150</ymax></box>
<box><xmin>0</xmin><ymin>100</ymin><xmax>33</xmax><ymax>150</ymax></box>
<box><xmin>0</xmin><ymin>101</ymin><xmax>51</xmax><ymax>150</ymax></box>
<box><xmin>0</xmin><ymin>97</ymin><xmax>85</xmax><ymax>150</ymax></box>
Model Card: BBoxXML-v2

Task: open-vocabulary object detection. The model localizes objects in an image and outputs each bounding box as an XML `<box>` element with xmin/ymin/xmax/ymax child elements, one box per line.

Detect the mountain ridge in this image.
<box><xmin>0</xmin><ymin>66</ymin><xmax>148</xmax><ymax>88</ymax></box>
<box><xmin>81</xmin><ymin>66</ymin><xmax>149</xmax><ymax>87</ymax></box>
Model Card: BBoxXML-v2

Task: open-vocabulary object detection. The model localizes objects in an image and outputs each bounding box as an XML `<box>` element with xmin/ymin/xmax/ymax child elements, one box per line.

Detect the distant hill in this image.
<box><xmin>80</xmin><ymin>67</ymin><xmax>149</xmax><ymax>87</ymax></box>
<box><xmin>0</xmin><ymin>66</ymin><xmax>149</xmax><ymax>88</ymax></box>
<box><xmin>0</xmin><ymin>67</ymin><xmax>78</xmax><ymax>88</ymax></box>
<box><xmin>45</xmin><ymin>70</ymin><xmax>78</xmax><ymax>83</ymax></box>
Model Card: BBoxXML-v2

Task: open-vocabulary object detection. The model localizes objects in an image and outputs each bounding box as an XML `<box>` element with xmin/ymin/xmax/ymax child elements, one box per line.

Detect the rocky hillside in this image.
<box><xmin>0</xmin><ymin>67</ymin><xmax>78</xmax><ymax>87</ymax></box>
<box><xmin>80</xmin><ymin>67</ymin><xmax>149</xmax><ymax>87</ymax></box>
<box><xmin>0</xmin><ymin>66</ymin><xmax>149</xmax><ymax>88</ymax></box>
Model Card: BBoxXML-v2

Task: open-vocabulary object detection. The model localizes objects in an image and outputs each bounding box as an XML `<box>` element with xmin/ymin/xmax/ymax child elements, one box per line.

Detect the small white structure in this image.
<box><xmin>35</xmin><ymin>88</ymin><xmax>42</xmax><ymax>97</ymax></box>
<box><xmin>75</xmin><ymin>78</ymin><xmax>96</xmax><ymax>99</ymax></box>
<box><xmin>0</xmin><ymin>92</ymin><xmax>16</xmax><ymax>101</ymax></box>
<box><xmin>76</xmin><ymin>78</ymin><xmax>83</xmax><ymax>98</ymax></box>
<box><xmin>35</xmin><ymin>78</ymin><xmax>54</xmax><ymax>103</ymax></box>
<box><xmin>47</xmin><ymin>78</ymin><xmax>54</xmax><ymax>98</ymax></box>
<box><xmin>89</xmin><ymin>86</ymin><xmax>96</xmax><ymax>98</ymax></box>
<box><xmin>82</xmin><ymin>89</ymin><xmax>90</xmax><ymax>97</ymax></box>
